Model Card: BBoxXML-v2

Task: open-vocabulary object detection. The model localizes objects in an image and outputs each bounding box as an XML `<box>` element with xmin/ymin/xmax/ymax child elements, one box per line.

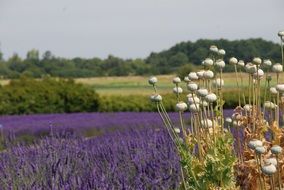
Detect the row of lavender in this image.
<box><xmin>0</xmin><ymin>111</ymin><xmax>232</xmax><ymax>189</ymax></box>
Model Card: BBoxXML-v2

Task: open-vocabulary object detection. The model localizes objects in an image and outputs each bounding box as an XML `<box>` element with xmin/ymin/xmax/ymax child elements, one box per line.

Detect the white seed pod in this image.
<box><xmin>272</xmin><ymin>63</ymin><xmax>283</xmax><ymax>73</ymax></box>
<box><xmin>253</xmin><ymin>57</ymin><xmax>262</xmax><ymax>65</ymax></box>
<box><xmin>270</xmin><ymin>87</ymin><xmax>278</xmax><ymax>95</ymax></box>
<box><xmin>262</xmin><ymin>164</ymin><xmax>277</xmax><ymax>176</ymax></box>
<box><xmin>196</xmin><ymin>70</ymin><xmax>205</xmax><ymax>79</ymax></box>
<box><xmin>271</xmin><ymin>145</ymin><xmax>282</xmax><ymax>154</ymax></box>
<box><xmin>200</xmin><ymin>100</ymin><xmax>208</xmax><ymax>107</ymax></box>
<box><xmin>150</xmin><ymin>94</ymin><xmax>162</xmax><ymax>102</ymax></box>
<box><xmin>276</xmin><ymin>84</ymin><xmax>284</xmax><ymax>93</ymax></box>
<box><xmin>204</xmin><ymin>58</ymin><xmax>214</xmax><ymax>66</ymax></box>
<box><xmin>187</xmin><ymin>82</ymin><xmax>198</xmax><ymax>92</ymax></box>
<box><xmin>253</xmin><ymin>69</ymin><xmax>264</xmax><ymax>79</ymax></box>
<box><xmin>218</xmin><ymin>49</ymin><xmax>226</xmax><ymax>55</ymax></box>
<box><xmin>232</xmin><ymin>120</ymin><xmax>240</xmax><ymax>127</ymax></box>
<box><xmin>229</xmin><ymin>57</ymin><xmax>238</xmax><ymax>65</ymax></box>
<box><xmin>264</xmin><ymin>101</ymin><xmax>277</xmax><ymax>110</ymax></box>
<box><xmin>263</xmin><ymin>59</ymin><xmax>272</xmax><ymax>67</ymax></box>
<box><xmin>148</xmin><ymin>76</ymin><xmax>158</xmax><ymax>85</ymax></box>
<box><xmin>215</xmin><ymin>59</ymin><xmax>225</xmax><ymax>69</ymax></box>
<box><xmin>232</xmin><ymin>113</ymin><xmax>242</xmax><ymax>121</ymax></box>
<box><xmin>205</xmin><ymin>93</ymin><xmax>217</xmax><ymax>103</ymax></box>
<box><xmin>237</xmin><ymin>60</ymin><xmax>245</xmax><ymax>67</ymax></box>
<box><xmin>173</xmin><ymin>77</ymin><xmax>181</xmax><ymax>84</ymax></box>
<box><xmin>174</xmin><ymin>128</ymin><xmax>181</xmax><ymax>134</ymax></box>
<box><xmin>265</xmin><ymin>158</ymin><xmax>277</xmax><ymax>166</ymax></box>
<box><xmin>175</xmin><ymin>102</ymin><xmax>188</xmax><ymax>112</ymax></box>
<box><xmin>201</xmin><ymin>119</ymin><xmax>213</xmax><ymax>128</ymax></box>
<box><xmin>255</xmin><ymin>146</ymin><xmax>266</xmax><ymax>154</ymax></box>
<box><xmin>184</xmin><ymin>76</ymin><xmax>190</xmax><ymax>82</ymax></box>
<box><xmin>278</xmin><ymin>30</ymin><xmax>284</xmax><ymax>37</ymax></box>
<box><xmin>212</xmin><ymin>78</ymin><xmax>224</xmax><ymax>88</ymax></box>
<box><xmin>187</xmin><ymin>96</ymin><xmax>200</xmax><ymax>104</ymax></box>
<box><xmin>243</xmin><ymin>104</ymin><xmax>252</xmax><ymax>112</ymax></box>
<box><xmin>209</xmin><ymin>45</ymin><xmax>218</xmax><ymax>53</ymax></box>
<box><xmin>225</xmin><ymin>117</ymin><xmax>232</xmax><ymax>123</ymax></box>
<box><xmin>248</xmin><ymin>139</ymin><xmax>263</xmax><ymax>150</ymax></box>
<box><xmin>173</xmin><ymin>87</ymin><xmax>183</xmax><ymax>94</ymax></box>
<box><xmin>189</xmin><ymin>103</ymin><xmax>200</xmax><ymax>112</ymax></box>
<box><xmin>203</xmin><ymin>70</ymin><xmax>214</xmax><ymax>79</ymax></box>
<box><xmin>197</xmin><ymin>88</ymin><xmax>208</xmax><ymax>97</ymax></box>
<box><xmin>188</xmin><ymin>72</ymin><xmax>199</xmax><ymax>80</ymax></box>
<box><xmin>245</xmin><ymin>63</ymin><xmax>257</xmax><ymax>74</ymax></box>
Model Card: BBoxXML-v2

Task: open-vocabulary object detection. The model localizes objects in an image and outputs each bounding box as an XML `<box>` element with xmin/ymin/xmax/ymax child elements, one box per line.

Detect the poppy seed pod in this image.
<box><xmin>203</xmin><ymin>70</ymin><xmax>214</xmax><ymax>79</ymax></box>
<box><xmin>197</xmin><ymin>88</ymin><xmax>208</xmax><ymax>97</ymax></box>
<box><xmin>175</xmin><ymin>102</ymin><xmax>188</xmax><ymax>112</ymax></box>
<box><xmin>212</xmin><ymin>78</ymin><xmax>224</xmax><ymax>88</ymax></box>
<box><xmin>209</xmin><ymin>45</ymin><xmax>218</xmax><ymax>53</ymax></box>
<box><xmin>201</xmin><ymin>119</ymin><xmax>213</xmax><ymax>128</ymax></box>
<box><xmin>229</xmin><ymin>57</ymin><xmax>238</xmax><ymax>65</ymax></box>
<box><xmin>263</xmin><ymin>59</ymin><xmax>272</xmax><ymax>67</ymax></box>
<box><xmin>264</xmin><ymin>101</ymin><xmax>277</xmax><ymax>110</ymax></box>
<box><xmin>148</xmin><ymin>76</ymin><xmax>158</xmax><ymax>85</ymax></box>
<box><xmin>173</xmin><ymin>77</ymin><xmax>181</xmax><ymax>84</ymax></box>
<box><xmin>262</xmin><ymin>164</ymin><xmax>277</xmax><ymax>176</ymax></box>
<box><xmin>204</xmin><ymin>58</ymin><xmax>214</xmax><ymax>66</ymax></box>
<box><xmin>253</xmin><ymin>57</ymin><xmax>262</xmax><ymax>65</ymax></box>
<box><xmin>184</xmin><ymin>76</ymin><xmax>190</xmax><ymax>82</ymax></box>
<box><xmin>196</xmin><ymin>70</ymin><xmax>205</xmax><ymax>79</ymax></box>
<box><xmin>218</xmin><ymin>49</ymin><xmax>226</xmax><ymax>55</ymax></box>
<box><xmin>255</xmin><ymin>146</ymin><xmax>266</xmax><ymax>154</ymax></box>
<box><xmin>200</xmin><ymin>100</ymin><xmax>208</xmax><ymax>107</ymax></box>
<box><xmin>265</xmin><ymin>158</ymin><xmax>277</xmax><ymax>166</ymax></box>
<box><xmin>276</xmin><ymin>84</ymin><xmax>284</xmax><ymax>93</ymax></box>
<box><xmin>271</xmin><ymin>145</ymin><xmax>282</xmax><ymax>154</ymax></box>
<box><xmin>150</xmin><ymin>94</ymin><xmax>162</xmax><ymax>102</ymax></box>
<box><xmin>237</xmin><ymin>60</ymin><xmax>245</xmax><ymax>67</ymax></box>
<box><xmin>272</xmin><ymin>63</ymin><xmax>283</xmax><ymax>73</ymax></box>
<box><xmin>243</xmin><ymin>104</ymin><xmax>252</xmax><ymax>112</ymax></box>
<box><xmin>187</xmin><ymin>96</ymin><xmax>200</xmax><ymax>104</ymax></box>
<box><xmin>245</xmin><ymin>63</ymin><xmax>257</xmax><ymax>74</ymax></box>
<box><xmin>225</xmin><ymin>117</ymin><xmax>232</xmax><ymax>123</ymax></box>
<box><xmin>174</xmin><ymin>128</ymin><xmax>181</xmax><ymax>134</ymax></box>
<box><xmin>253</xmin><ymin>69</ymin><xmax>264</xmax><ymax>79</ymax></box>
<box><xmin>278</xmin><ymin>30</ymin><xmax>284</xmax><ymax>37</ymax></box>
<box><xmin>188</xmin><ymin>72</ymin><xmax>199</xmax><ymax>80</ymax></box>
<box><xmin>189</xmin><ymin>103</ymin><xmax>200</xmax><ymax>112</ymax></box>
<box><xmin>187</xmin><ymin>82</ymin><xmax>198</xmax><ymax>92</ymax></box>
<box><xmin>173</xmin><ymin>87</ymin><xmax>183</xmax><ymax>94</ymax></box>
<box><xmin>205</xmin><ymin>93</ymin><xmax>217</xmax><ymax>103</ymax></box>
<box><xmin>215</xmin><ymin>59</ymin><xmax>225</xmax><ymax>69</ymax></box>
<box><xmin>270</xmin><ymin>87</ymin><xmax>278</xmax><ymax>95</ymax></box>
<box><xmin>248</xmin><ymin>139</ymin><xmax>263</xmax><ymax>150</ymax></box>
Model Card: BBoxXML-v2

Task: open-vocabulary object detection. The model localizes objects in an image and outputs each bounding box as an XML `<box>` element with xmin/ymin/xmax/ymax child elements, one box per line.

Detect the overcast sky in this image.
<box><xmin>0</xmin><ymin>0</ymin><xmax>283</xmax><ymax>59</ymax></box>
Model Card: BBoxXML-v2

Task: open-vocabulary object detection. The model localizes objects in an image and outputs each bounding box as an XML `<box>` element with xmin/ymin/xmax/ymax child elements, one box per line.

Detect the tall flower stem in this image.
<box><xmin>234</xmin><ymin>65</ymin><xmax>241</xmax><ymax>107</ymax></box>
<box><xmin>276</xmin><ymin>155</ymin><xmax>282</xmax><ymax>189</ymax></box>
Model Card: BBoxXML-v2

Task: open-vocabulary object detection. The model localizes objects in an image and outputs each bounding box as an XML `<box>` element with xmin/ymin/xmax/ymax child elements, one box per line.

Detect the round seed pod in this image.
<box><xmin>175</xmin><ymin>102</ymin><xmax>188</xmax><ymax>112</ymax></box>
<box><xmin>218</xmin><ymin>49</ymin><xmax>226</xmax><ymax>55</ymax></box>
<box><xmin>148</xmin><ymin>76</ymin><xmax>158</xmax><ymax>85</ymax></box>
<box><xmin>253</xmin><ymin>69</ymin><xmax>264</xmax><ymax>79</ymax></box>
<box><xmin>200</xmin><ymin>100</ymin><xmax>208</xmax><ymax>107</ymax></box>
<box><xmin>255</xmin><ymin>146</ymin><xmax>266</xmax><ymax>154</ymax></box>
<box><xmin>276</xmin><ymin>84</ymin><xmax>284</xmax><ymax>93</ymax></box>
<box><xmin>212</xmin><ymin>78</ymin><xmax>224</xmax><ymax>88</ymax></box>
<box><xmin>278</xmin><ymin>30</ymin><xmax>284</xmax><ymax>37</ymax></box>
<box><xmin>209</xmin><ymin>45</ymin><xmax>218</xmax><ymax>53</ymax></box>
<box><xmin>200</xmin><ymin>119</ymin><xmax>213</xmax><ymax>128</ymax></box>
<box><xmin>197</xmin><ymin>88</ymin><xmax>208</xmax><ymax>97</ymax></box>
<box><xmin>189</xmin><ymin>103</ymin><xmax>200</xmax><ymax>112</ymax></box>
<box><xmin>150</xmin><ymin>94</ymin><xmax>162</xmax><ymax>102</ymax></box>
<box><xmin>205</xmin><ymin>93</ymin><xmax>217</xmax><ymax>103</ymax></box>
<box><xmin>248</xmin><ymin>139</ymin><xmax>263</xmax><ymax>150</ymax></box>
<box><xmin>262</xmin><ymin>164</ymin><xmax>277</xmax><ymax>176</ymax></box>
<box><xmin>253</xmin><ymin>57</ymin><xmax>262</xmax><ymax>65</ymax></box>
<box><xmin>265</xmin><ymin>158</ymin><xmax>277</xmax><ymax>166</ymax></box>
<box><xmin>184</xmin><ymin>76</ymin><xmax>190</xmax><ymax>82</ymax></box>
<box><xmin>203</xmin><ymin>70</ymin><xmax>214</xmax><ymax>79</ymax></box>
<box><xmin>196</xmin><ymin>70</ymin><xmax>205</xmax><ymax>79</ymax></box>
<box><xmin>174</xmin><ymin>128</ymin><xmax>181</xmax><ymax>134</ymax></box>
<box><xmin>188</xmin><ymin>72</ymin><xmax>199</xmax><ymax>80</ymax></box>
<box><xmin>243</xmin><ymin>104</ymin><xmax>252</xmax><ymax>112</ymax></box>
<box><xmin>204</xmin><ymin>58</ymin><xmax>214</xmax><ymax>66</ymax></box>
<box><xmin>187</xmin><ymin>96</ymin><xmax>200</xmax><ymax>105</ymax></box>
<box><xmin>173</xmin><ymin>87</ymin><xmax>183</xmax><ymax>94</ymax></box>
<box><xmin>225</xmin><ymin>117</ymin><xmax>232</xmax><ymax>123</ymax></box>
<box><xmin>271</xmin><ymin>145</ymin><xmax>282</xmax><ymax>155</ymax></box>
<box><xmin>238</xmin><ymin>60</ymin><xmax>245</xmax><ymax>67</ymax></box>
<box><xmin>272</xmin><ymin>63</ymin><xmax>283</xmax><ymax>73</ymax></box>
<box><xmin>270</xmin><ymin>87</ymin><xmax>278</xmax><ymax>95</ymax></box>
<box><xmin>245</xmin><ymin>63</ymin><xmax>257</xmax><ymax>74</ymax></box>
<box><xmin>229</xmin><ymin>57</ymin><xmax>238</xmax><ymax>65</ymax></box>
<box><xmin>264</xmin><ymin>101</ymin><xmax>277</xmax><ymax>110</ymax></box>
<box><xmin>263</xmin><ymin>59</ymin><xmax>272</xmax><ymax>67</ymax></box>
<box><xmin>173</xmin><ymin>77</ymin><xmax>181</xmax><ymax>84</ymax></box>
<box><xmin>187</xmin><ymin>82</ymin><xmax>198</xmax><ymax>92</ymax></box>
<box><xmin>215</xmin><ymin>59</ymin><xmax>225</xmax><ymax>69</ymax></box>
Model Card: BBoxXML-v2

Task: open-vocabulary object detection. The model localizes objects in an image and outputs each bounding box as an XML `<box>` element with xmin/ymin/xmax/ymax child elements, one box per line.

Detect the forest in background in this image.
<box><xmin>0</xmin><ymin>38</ymin><xmax>281</xmax><ymax>78</ymax></box>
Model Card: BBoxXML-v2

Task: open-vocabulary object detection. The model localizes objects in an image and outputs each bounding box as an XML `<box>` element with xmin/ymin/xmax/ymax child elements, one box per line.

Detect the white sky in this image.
<box><xmin>0</xmin><ymin>0</ymin><xmax>283</xmax><ymax>59</ymax></box>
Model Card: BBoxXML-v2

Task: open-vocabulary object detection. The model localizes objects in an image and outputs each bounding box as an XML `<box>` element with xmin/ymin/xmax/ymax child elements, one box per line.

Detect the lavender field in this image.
<box><xmin>0</xmin><ymin>111</ymin><xmax>233</xmax><ymax>189</ymax></box>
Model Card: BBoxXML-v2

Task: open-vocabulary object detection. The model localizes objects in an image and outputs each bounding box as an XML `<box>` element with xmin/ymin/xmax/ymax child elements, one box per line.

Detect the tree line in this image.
<box><xmin>0</xmin><ymin>38</ymin><xmax>281</xmax><ymax>78</ymax></box>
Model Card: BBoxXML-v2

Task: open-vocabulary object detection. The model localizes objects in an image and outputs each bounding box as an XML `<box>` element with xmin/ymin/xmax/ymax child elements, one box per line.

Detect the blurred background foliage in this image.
<box><xmin>0</xmin><ymin>38</ymin><xmax>281</xmax><ymax>78</ymax></box>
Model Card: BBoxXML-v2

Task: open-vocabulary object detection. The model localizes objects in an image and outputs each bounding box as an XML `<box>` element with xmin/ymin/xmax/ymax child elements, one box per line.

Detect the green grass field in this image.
<box><xmin>74</xmin><ymin>73</ymin><xmax>284</xmax><ymax>95</ymax></box>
